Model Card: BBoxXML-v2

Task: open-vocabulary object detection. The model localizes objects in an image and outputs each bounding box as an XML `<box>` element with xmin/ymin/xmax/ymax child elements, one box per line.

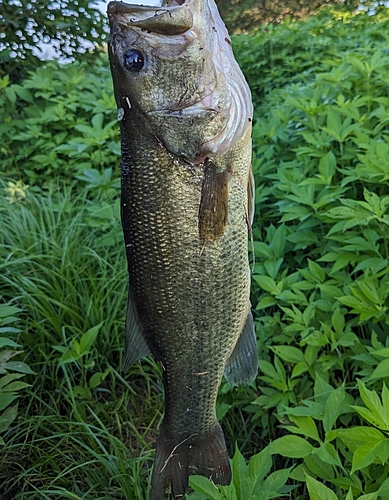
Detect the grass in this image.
<box><xmin>0</xmin><ymin>183</ymin><xmax>164</xmax><ymax>498</ymax></box>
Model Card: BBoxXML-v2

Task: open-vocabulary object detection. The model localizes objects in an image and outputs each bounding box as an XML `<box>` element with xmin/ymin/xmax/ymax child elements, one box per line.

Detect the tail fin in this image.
<box><xmin>150</xmin><ymin>423</ymin><xmax>231</xmax><ymax>500</ymax></box>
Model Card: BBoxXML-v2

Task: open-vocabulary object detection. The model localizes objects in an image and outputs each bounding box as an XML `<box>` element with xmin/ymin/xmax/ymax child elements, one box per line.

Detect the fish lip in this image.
<box><xmin>107</xmin><ymin>1</ymin><xmax>160</xmax><ymax>16</ymax></box>
<box><xmin>107</xmin><ymin>0</ymin><xmax>194</xmax><ymax>34</ymax></box>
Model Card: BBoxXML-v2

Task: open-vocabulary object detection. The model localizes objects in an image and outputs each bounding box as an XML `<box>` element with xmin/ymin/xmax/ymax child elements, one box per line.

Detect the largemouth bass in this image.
<box><xmin>108</xmin><ymin>0</ymin><xmax>257</xmax><ymax>498</ymax></box>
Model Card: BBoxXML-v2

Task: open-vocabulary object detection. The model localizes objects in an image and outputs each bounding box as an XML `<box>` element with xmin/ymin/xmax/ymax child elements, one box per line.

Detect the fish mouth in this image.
<box><xmin>107</xmin><ymin>0</ymin><xmax>194</xmax><ymax>35</ymax></box>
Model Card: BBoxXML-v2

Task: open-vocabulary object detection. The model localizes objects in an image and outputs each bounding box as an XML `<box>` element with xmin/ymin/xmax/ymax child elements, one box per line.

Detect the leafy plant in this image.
<box><xmin>188</xmin><ymin>445</ymin><xmax>292</xmax><ymax>500</ymax></box>
<box><xmin>0</xmin><ymin>303</ymin><xmax>35</xmax><ymax>446</ymax></box>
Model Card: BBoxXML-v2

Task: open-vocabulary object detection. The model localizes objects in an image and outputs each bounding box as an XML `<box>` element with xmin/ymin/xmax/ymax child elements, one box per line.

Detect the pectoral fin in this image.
<box><xmin>224</xmin><ymin>309</ymin><xmax>258</xmax><ymax>385</ymax></box>
<box><xmin>123</xmin><ymin>289</ymin><xmax>151</xmax><ymax>371</ymax></box>
<box><xmin>198</xmin><ymin>160</ymin><xmax>230</xmax><ymax>244</ymax></box>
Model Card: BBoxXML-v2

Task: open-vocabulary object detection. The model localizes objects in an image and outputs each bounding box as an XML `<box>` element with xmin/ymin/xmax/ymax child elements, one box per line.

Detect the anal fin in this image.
<box><xmin>122</xmin><ymin>288</ymin><xmax>151</xmax><ymax>371</ymax></box>
<box><xmin>224</xmin><ymin>308</ymin><xmax>258</xmax><ymax>385</ymax></box>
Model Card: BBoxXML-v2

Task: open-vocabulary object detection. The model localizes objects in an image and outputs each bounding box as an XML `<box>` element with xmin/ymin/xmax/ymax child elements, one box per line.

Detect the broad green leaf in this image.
<box><xmin>2</xmin><ymin>361</ymin><xmax>35</xmax><ymax>375</ymax></box>
<box><xmin>357</xmin><ymin>493</ymin><xmax>379</xmax><ymax>500</ymax></box>
<box><xmin>232</xmin><ymin>446</ymin><xmax>249</xmax><ymax>500</ymax></box>
<box><xmin>0</xmin><ymin>306</ymin><xmax>22</xmax><ymax>318</ymax></box>
<box><xmin>0</xmin><ymin>393</ymin><xmax>18</xmax><ymax>412</ymax></box>
<box><xmin>80</xmin><ymin>322</ymin><xmax>103</xmax><ymax>354</ymax></box>
<box><xmin>0</xmin><ymin>404</ymin><xmax>18</xmax><ymax>433</ymax></box>
<box><xmin>331</xmin><ymin>308</ymin><xmax>345</xmax><ymax>334</ymax></box>
<box><xmin>304</xmin><ymin>454</ymin><xmax>335</xmax><ymax>481</ymax></box>
<box><xmin>0</xmin><ymin>373</ymin><xmax>25</xmax><ymax>390</ymax></box>
<box><xmin>355</xmin><ymin>380</ymin><xmax>388</xmax><ymax>429</ymax></box>
<box><xmin>248</xmin><ymin>445</ymin><xmax>272</xmax><ymax>483</ymax></box>
<box><xmin>351</xmin><ymin>405</ymin><xmax>389</xmax><ymax>430</ymax></box>
<box><xmin>89</xmin><ymin>368</ymin><xmax>111</xmax><ymax>389</ymax></box>
<box><xmin>253</xmin><ymin>276</ymin><xmax>279</xmax><ymax>294</ymax></box>
<box><xmin>270</xmin><ymin>346</ymin><xmax>305</xmax><ymax>364</ymax></box>
<box><xmin>291</xmin><ymin>362</ymin><xmax>309</xmax><ymax>378</ymax></box>
<box><xmin>323</xmin><ymin>385</ymin><xmax>347</xmax><ymax>432</ymax></box>
<box><xmin>305</xmin><ymin>474</ymin><xmax>338</xmax><ymax>500</ymax></box>
<box><xmin>255</xmin><ymin>295</ymin><xmax>277</xmax><ymax>310</ymax></box>
<box><xmin>351</xmin><ymin>441</ymin><xmax>383</xmax><ymax>474</ymax></box>
<box><xmin>370</xmin><ymin>359</ymin><xmax>389</xmax><ymax>380</ymax></box>
<box><xmin>0</xmin><ymin>381</ymin><xmax>30</xmax><ymax>392</ymax></box>
<box><xmin>271</xmin><ymin>435</ymin><xmax>313</xmax><ymax>458</ymax></box>
<box><xmin>188</xmin><ymin>476</ymin><xmax>222</xmax><ymax>500</ymax></box>
<box><xmin>307</xmin><ymin>259</ymin><xmax>325</xmax><ymax>284</ymax></box>
<box><xmin>288</xmin><ymin>415</ymin><xmax>320</xmax><ymax>443</ymax></box>
<box><xmin>318</xmin><ymin>151</ymin><xmax>336</xmax><ymax>182</ymax></box>
<box><xmin>376</xmin><ymin>439</ymin><xmax>389</xmax><ymax>464</ymax></box>
<box><xmin>260</xmin><ymin>467</ymin><xmax>292</xmax><ymax>498</ymax></box>
<box><xmin>338</xmin><ymin>426</ymin><xmax>385</xmax><ymax>445</ymax></box>
<box><xmin>314</xmin><ymin>442</ymin><xmax>342</xmax><ymax>467</ymax></box>
<box><xmin>270</xmin><ymin>224</ymin><xmax>286</xmax><ymax>260</ymax></box>
<box><xmin>0</xmin><ymin>338</ymin><xmax>20</xmax><ymax>349</ymax></box>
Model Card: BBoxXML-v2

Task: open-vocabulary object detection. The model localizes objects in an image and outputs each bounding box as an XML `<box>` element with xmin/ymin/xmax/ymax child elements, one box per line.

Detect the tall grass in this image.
<box><xmin>0</xmin><ymin>183</ymin><xmax>162</xmax><ymax>499</ymax></box>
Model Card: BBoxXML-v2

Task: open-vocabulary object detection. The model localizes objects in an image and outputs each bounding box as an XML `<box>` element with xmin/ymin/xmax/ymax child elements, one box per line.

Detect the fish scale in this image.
<box><xmin>108</xmin><ymin>0</ymin><xmax>257</xmax><ymax>497</ymax></box>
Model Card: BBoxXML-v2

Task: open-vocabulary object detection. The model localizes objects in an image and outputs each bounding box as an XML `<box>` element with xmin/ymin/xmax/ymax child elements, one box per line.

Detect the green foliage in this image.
<box><xmin>0</xmin><ymin>303</ymin><xmax>35</xmax><ymax>446</ymax></box>
<box><xmin>0</xmin><ymin>59</ymin><xmax>119</xmax><ymax>188</ymax></box>
<box><xmin>0</xmin><ymin>0</ymin><xmax>107</xmax><ymax>81</ymax></box>
<box><xmin>188</xmin><ymin>445</ymin><xmax>291</xmax><ymax>499</ymax></box>
<box><xmin>219</xmin><ymin>0</ymin><xmax>388</xmax><ymax>33</ymax></box>
<box><xmin>1</xmin><ymin>4</ymin><xmax>389</xmax><ymax>500</ymax></box>
<box><xmin>232</xmin><ymin>7</ymin><xmax>389</xmax><ymax>110</ymax></box>
<box><xmin>0</xmin><ymin>183</ymin><xmax>157</xmax><ymax>498</ymax></box>
<box><xmin>219</xmin><ymin>0</ymin><xmax>360</xmax><ymax>33</ymax></box>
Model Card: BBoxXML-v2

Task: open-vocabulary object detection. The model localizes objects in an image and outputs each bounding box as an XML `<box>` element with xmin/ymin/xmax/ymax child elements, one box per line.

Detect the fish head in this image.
<box><xmin>108</xmin><ymin>0</ymin><xmax>253</xmax><ymax>163</ymax></box>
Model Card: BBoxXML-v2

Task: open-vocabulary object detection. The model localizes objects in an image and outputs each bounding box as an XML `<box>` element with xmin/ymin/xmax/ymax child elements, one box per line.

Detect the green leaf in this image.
<box><xmin>270</xmin><ymin>224</ymin><xmax>286</xmax><ymax>260</ymax></box>
<box><xmin>255</xmin><ymin>295</ymin><xmax>277</xmax><ymax>310</ymax></box>
<box><xmin>0</xmin><ymin>306</ymin><xmax>21</xmax><ymax>318</ymax></box>
<box><xmin>232</xmin><ymin>446</ymin><xmax>249</xmax><ymax>500</ymax></box>
<box><xmin>270</xmin><ymin>346</ymin><xmax>305</xmax><ymax>364</ymax></box>
<box><xmin>88</xmin><ymin>369</ymin><xmax>110</xmax><ymax>390</ymax></box>
<box><xmin>249</xmin><ymin>445</ymin><xmax>273</xmax><ymax>484</ymax></box>
<box><xmin>79</xmin><ymin>322</ymin><xmax>103</xmax><ymax>355</ymax></box>
<box><xmin>0</xmin><ymin>404</ymin><xmax>18</xmax><ymax>433</ymax></box>
<box><xmin>189</xmin><ymin>476</ymin><xmax>222</xmax><ymax>500</ymax></box>
<box><xmin>0</xmin><ymin>373</ymin><xmax>25</xmax><ymax>390</ymax></box>
<box><xmin>351</xmin><ymin>440</ymin><xmax>384</xmax><ymax>474</ymax></box>
<box><xmin>305</xmin><ymin>474</ymin><xmax>338</xmax><ymax>500</ymax></box>
<box><xmin>271</xmin><ymin>435</ymin><xmax>313</xmax><ymax>458</ymax></box>
<box><xmin>288</xmin><ymin>416</ymin><xmax>321</xmax><ymax>443</ymax></box>
<box><xmin>370</xmin><ymin>359</ymin><xmax>389</xmax><ymax>380</ymax></box>
<box><xmin>2</xmin><ymin>361</ymin><xmax>35</xmax><ymax>375</ymax></box>
<box><xmin>318</xmin><ymin>151</ymin><xmax>336</xmax><ymax>182</ymax></box>
<box><xmin>0</xmin><ymin>393</ymin><xmax>18</xmax><ymax>412</ymax></box>
<box><xmin>307</xmin><ymin>259</ymin><xmax>325</xmax><ymax>284</ymax></box>
<box><xmin>323</xmin><ymin>385</ymin><xmax>347</xmax><ymax>433</ymax></box>
<box><xmin>338</xmin><ymin>426</ymin><xmax>385</xmax><ymax>445</ymax></box>
<box><xmin>253</xmin><ymin>275</ymin><xmax>279</xmax><ymax>294</ymax></box>
<box><xmin>314</xmin><ymin>442</ymin><xmax>342</xmax><ymax>467</ymax></box>
<box><xmin>0</xmin><ymin>338</ymin><xmax>20</xmax><ymax>349</ymax></box>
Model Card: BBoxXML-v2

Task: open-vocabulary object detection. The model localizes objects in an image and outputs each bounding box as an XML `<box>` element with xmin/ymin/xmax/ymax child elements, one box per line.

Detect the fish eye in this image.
<box><xmin>123</xmin><ymin>49</ymin><xmax>145</xmax><ymax>72</ymax></box>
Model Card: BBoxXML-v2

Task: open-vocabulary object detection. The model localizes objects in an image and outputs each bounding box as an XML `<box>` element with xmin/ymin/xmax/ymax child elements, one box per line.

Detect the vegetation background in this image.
<box><xmin>1</xmin><ymin>0</ymin><xmax>389</xmax><ymax>498</ymax></box>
